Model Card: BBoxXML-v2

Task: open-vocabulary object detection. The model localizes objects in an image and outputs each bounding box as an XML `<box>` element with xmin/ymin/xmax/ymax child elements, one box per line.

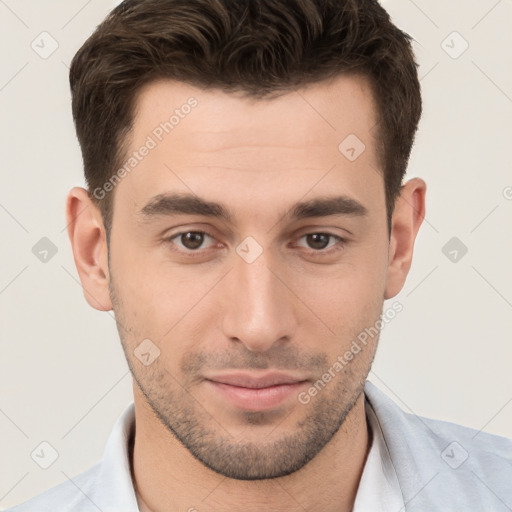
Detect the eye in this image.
<box><xmin>166</xmin><ymin>231</ymin><xmax>217</xmax><ymax>252</ymax></box>
<box><xmin>295</xmin><ymin>232</ymin><xmax>344</xmax><ymax>252</ymax></box>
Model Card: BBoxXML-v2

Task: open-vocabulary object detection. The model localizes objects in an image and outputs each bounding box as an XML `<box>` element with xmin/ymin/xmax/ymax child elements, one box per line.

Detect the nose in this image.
<box><xmin>221</xmin><ymin>248</ymin><xmax>297</xmax><ymax>352</ymax></box>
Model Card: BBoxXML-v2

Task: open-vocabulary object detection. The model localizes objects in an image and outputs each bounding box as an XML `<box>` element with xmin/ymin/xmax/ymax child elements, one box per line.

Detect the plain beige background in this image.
<box><xmin>1</xmin><ymin>0</ymin><xmax>511</xmax><ymax>508</ymax></box>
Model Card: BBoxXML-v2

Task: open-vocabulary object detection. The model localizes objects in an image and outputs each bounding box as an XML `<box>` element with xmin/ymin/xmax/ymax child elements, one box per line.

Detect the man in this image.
<box><xmin>8</xmin><ymin>0</ymin><xmax>511</xmax><ymax>510</ymax></box>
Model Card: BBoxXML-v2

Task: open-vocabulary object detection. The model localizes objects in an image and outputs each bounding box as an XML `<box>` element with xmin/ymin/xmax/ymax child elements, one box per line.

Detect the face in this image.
<box><xmin>107</xmin><ymin>75</ymin><xmax>390</xmax><ymax>479</ymax></box>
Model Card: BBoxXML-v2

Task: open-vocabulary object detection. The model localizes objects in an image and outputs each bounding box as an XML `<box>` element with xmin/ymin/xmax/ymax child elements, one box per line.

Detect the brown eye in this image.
<box><xmin>305</xmin><ymin>233</ymin><xmax>331</xmax><ymax>250</ymax></box>
<box><xmin>168</xmin><ymin>231</ymin><xmax>216</xmax><ymax>252</ymax></box>
<box><xmin>180</xmin><ymin>232</ymin><xmax>205</xmax><ymax>249</ymax></box>
<box><xmin>296</xmin><ymin>233</ymin><xmax>342</xmax><ymax>252</ymax></box>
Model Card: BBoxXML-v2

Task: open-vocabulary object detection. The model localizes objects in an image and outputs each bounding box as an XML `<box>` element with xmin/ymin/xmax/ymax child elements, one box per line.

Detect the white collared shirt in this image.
<box><xmin>352</xmin><ymin>396</ymin><xmax>405</xmax><ymax>511</ymax></box>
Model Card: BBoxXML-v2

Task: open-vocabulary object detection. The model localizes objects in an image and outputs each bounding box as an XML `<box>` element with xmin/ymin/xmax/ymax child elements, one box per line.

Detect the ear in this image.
<box><xmin>66</xmin><ymin>187</ymin><xmax>113</xmax><ymax>311</ymax></box>
<box><xmin>384</xmin><ymin>178</ymin><xmax>426</xmax><ymax>299</ymax></box>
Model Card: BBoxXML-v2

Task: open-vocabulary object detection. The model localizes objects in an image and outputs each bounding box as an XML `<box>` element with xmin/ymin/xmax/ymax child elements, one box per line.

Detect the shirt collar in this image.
<box><xmin>90</xmin><ymin>398</ymin><xmax>395</xmax><ymax>511</ymax></box>
<box><xmin>352</xmin><ymin>394</ymin><xmax>405</xmax><ymax>511</ymax></box>
<box><xmin>90</xmin><ymin>381</ymin><xmax>456</xmax><ymax>511</ymax></box>
<box><xmin>92</xmin><ymin>401</ymin><xmax>139</xmax><ymax>512</ymax></box>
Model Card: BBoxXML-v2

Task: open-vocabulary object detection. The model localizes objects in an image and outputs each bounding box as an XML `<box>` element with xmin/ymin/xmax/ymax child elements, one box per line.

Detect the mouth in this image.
<box><xmin>203</xmin><ymin>372</ymin><xmax>309</xmax><ymax>411</ymax></box>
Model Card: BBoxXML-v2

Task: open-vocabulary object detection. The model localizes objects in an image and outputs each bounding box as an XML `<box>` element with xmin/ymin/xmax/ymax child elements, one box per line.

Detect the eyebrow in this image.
<box><xmin>137</xmin><ymin>192</ymin><xmax>368</xmax><ymax>225</ymax></box>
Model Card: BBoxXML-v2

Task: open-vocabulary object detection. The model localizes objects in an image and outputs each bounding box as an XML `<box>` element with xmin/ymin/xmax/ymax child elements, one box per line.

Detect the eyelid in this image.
<box><xmin>291</xmin><ymin>222</ymin><xmax>354</xmax><ymax>238</ymax></box>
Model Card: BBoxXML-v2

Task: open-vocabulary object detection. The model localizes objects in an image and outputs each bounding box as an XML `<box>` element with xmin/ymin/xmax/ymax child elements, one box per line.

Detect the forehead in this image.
<box><xmin>115</xmin><ymin>75</ymin><xmax>382</xmax><ymax>222</ymax></box>
<box><xmin>132</xmin><ymin>74</ymin><xmax>377</xmax><ymax>148</ymax></box>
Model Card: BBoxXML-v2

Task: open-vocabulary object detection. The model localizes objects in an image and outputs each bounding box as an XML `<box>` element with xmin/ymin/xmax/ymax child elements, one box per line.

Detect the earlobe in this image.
<box><xmin>384</xmin><ymin>178</ymin><xmax>426</xmax><ymax>299</ymax></box>
<box><xmin>66</xmin><ymin>187</ymin><xmax>113</xmax><ymax>311</ymax></box>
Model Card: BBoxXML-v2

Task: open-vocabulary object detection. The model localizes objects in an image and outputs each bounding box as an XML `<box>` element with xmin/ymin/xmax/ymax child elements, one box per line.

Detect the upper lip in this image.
<box><xmin>205</xmin><ymin>372</ymin><xmax>308</xmax><ymax>389</ymax></box>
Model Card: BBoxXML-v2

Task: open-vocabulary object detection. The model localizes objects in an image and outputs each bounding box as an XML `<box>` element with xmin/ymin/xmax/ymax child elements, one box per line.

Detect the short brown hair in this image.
<box><xmin>69</xmin><ymin>0</ymin><xmax>421</xmax><ymax>240</ymax></box>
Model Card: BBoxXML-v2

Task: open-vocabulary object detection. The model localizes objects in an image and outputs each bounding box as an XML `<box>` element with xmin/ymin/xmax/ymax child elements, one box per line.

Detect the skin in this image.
<box><xmin>66</xmin><ymin>74</ymin><xmax>425</xmax><ymax>512</ymax></box>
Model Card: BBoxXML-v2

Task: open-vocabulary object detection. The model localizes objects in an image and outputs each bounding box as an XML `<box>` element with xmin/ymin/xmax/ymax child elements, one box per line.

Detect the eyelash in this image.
<box><xmin>163</xmin><ymin>230</ymin><xmax>347</xmax><ymax>258</ymax></box>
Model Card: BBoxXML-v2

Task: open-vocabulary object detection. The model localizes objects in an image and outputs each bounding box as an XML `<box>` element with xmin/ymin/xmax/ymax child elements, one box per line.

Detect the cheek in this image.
<box><xmin>109</xmin><ymin>246</ymin><xmax>172</xmax><ymax>340</ymax></box>
<box><xmin>326</xmin><ymin>279</ymin><xmax>383</xmax><ymax>338</ymax></box>
<box><xmin>293</xmin><ymin>256</ymin><xmax>387</xmax><ymax>343</ymax></box>
<box><xmin>111</xmin><ymin>244</ymin><xmax>222</xmax><ymax>348</ymax></box>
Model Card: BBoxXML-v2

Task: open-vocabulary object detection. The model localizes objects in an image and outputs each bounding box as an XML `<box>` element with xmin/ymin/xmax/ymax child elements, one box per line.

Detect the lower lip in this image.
<box><xmin>205</xmin><ymin>380</ymin><xmax>307</xmax><ymax>411</ymax></box>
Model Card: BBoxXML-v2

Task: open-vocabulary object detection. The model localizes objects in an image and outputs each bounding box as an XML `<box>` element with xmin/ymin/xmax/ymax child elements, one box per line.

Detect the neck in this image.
<box><xmin>131</xmin><ymin>389</ymin><xmax>370</xmax><ymax>512</ymax></box>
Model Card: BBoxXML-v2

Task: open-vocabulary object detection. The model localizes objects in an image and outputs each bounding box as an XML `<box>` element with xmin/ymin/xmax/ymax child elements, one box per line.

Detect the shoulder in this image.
<box><xmin>414</xmin><ymin>410</ymin><xmax>512</xmax><ymax>481</ymax></box>
<box><xmin>6</xmin><ymin>401</ymin><xmax>137</xmax><ymax>512</ymax></box>
<box><xmin>364</xmin><ymin>379</ymin><xmax>512</xmax><ymax>462</ymax></box>
<box><xmin>364</xmin><ymin>380</ymin><xmax>512</xmax><ymax>510</ymax></box>
<box><xmin>4</xmin><ymin>463</ymin><xmax>101</xmax><ymax>512</ymax></box>
<box><xmin>402</xmin><ymin>404</ymin><xmax>512</xmax><ymax>507</ymax></box>
<box><xmin>420</xmin><ymin>412</ymin><xmax>512</xmax><ymax>455</ymax></box>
